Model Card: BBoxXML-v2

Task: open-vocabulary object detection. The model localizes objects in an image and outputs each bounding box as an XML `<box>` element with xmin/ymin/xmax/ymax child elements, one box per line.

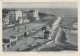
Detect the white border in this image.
<box><xmin>0</xmin><ymin>0</ymin><xmax>79</xmax><ymax>56</ymax></box>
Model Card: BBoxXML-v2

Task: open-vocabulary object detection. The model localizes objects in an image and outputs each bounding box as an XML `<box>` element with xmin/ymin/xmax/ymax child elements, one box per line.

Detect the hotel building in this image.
<box><xmin>15</xmin><ymin>10</ymin><xmax>23</xmax><ymax>21</ymax></box>
<box><xmin>8</xmin><ymin>11</ymin><xmax>15</xmax><ymax>24</ymax></box>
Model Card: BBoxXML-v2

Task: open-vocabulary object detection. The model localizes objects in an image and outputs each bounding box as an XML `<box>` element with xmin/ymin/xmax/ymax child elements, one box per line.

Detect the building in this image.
<box><xmin>5</xmin><ymin>14</ymin><xmax>9</xmax><ymax>25</ymax></box>
<box><xmin>9</xmin><ymin>35</ymin><xmax>17</xmax><ymax>46</ymax></box>
<box><xmin>22</xmin><ymin>12</ymin><xmax>27</xmax><ymax>18</ymax></box>
<box><xmin>18</xmin><ymin>17</ymin><xmax>23</xmax><ymax>24</ymax></box>
<box><xmin>22</xmin><ymin>12</ymin><xmax>30</xmax><ymax>23</ymax></box>
<box><xmin>44</xmin><ymin>31</ymin><xmax>50</xmax><ymax>39</ymax></box>
<box><xmin>27</xmin><ymin>10</ymin><xmax>35</xmax><ymax>22</ymax></box>
<box><xmin>27</xmin><ymin>10</ymin><xmax>39</xmax><ymax>22</ymax></box>
<box><xmin>23</xmin><ymin>18</ymin><xmax>30</xmax><ymax>23</ymax></box>
<box><xmin>8</xmin><ymin>11</ymin><xmax>16</xmax><ymax>24</ymax></box>
<box><xmin>33</xmin><ymin>10</ymin><xmax>39</xmax><ymax>20</ymax></box>
<box><xmin>15</xmin><ymin>10</ymin><xmax>22</xmax><ymax>21</ymax></box>
<box><xmin>46</xmin><ymin>25</ymin><xmax>51</xmax><ymax>31</ymax></box>
<box><xmin>72</xmin><ymin>23</ymin><xmax>78</xmax><ymax>30</ymax></box>
<box><xmin>2</xmin><ymin>39</ymin><xmax>10</xmax><ymax>51</ymax></box>
<box><xmin>2</xmin><ymin>14</ymin><xmax>9</xmax><ymax>26</ymax></box>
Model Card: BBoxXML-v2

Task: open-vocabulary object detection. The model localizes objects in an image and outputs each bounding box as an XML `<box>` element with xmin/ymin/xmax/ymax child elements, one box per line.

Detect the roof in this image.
<box><xmin>10</xmin><ymin>35</ymin><xmax>16</xmax><ymax>39</ymax></box>
<box><xmin>2</xmin><ymin>39</ymin><xmax>10</xmax><ymax>43</ymax></box>
<box><xmin>44</xmin><ymin>31</ymin><xmax>50</xmax><ymax>34</ymax></box>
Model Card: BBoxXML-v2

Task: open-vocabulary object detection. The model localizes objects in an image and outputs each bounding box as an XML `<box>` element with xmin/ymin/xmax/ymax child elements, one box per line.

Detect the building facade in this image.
<box><xmin>8</xmin><ymin>11</ymin><xmax>15</xmax><ymax>24</ymax></box>
<box><xmin>18</xmin><ymin>17</ymin><xmax>23</xmax><ymax>24</ymax></box>
<box><xmin>27</xmin><ymin>10</ymin><xmax>39</xmax><ymax>22</ymax></box>
<box><xmin>2</xmin><ymin>39</ymin><xmax>10</xmax><ymax>51</ymax></box>
<box><xmin>15</xmin><ymin>10</ymin><xmax>22</xmax><ymax>21</ymax></box>
<box><xmin>22</xmin><ymin>12</ymin><xmax>30</xmax><ymax>23</ymax></box>
<box><xmin>33</xmin><ymin>10</ymin><xmax>39</xmax><ymax>20</ymax></box>
<box><xmin>2</xmin><ymin>14</ymin><xmax>9</xmax><ymax>26</ymax></box>
<box><xmin>22</xmin><ymin>12</ymin><xmax>27</xmax><ymax>18</ymax></box>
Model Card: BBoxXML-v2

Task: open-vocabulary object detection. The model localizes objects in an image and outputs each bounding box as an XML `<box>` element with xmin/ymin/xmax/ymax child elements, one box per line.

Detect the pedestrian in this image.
<box><xmin>25</xmin><ymin>25</ymin><xmax>26</xmax><ymax>30</ymax></box>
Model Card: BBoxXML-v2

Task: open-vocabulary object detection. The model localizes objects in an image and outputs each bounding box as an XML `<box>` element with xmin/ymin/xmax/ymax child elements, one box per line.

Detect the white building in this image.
<box><xmin>22</xmin><ymin>12</ymin><xmax>27</xmax><ymax>18</ymax></box>
<box><xmin>23</xmin><ymin>19</ymin><xmax>30</xmax><ymax>23</ymax></box>
<box><xmin>18</xmin><ymin>17</ymin><xmax>23</xmax><ymax>24</ymax></box>
<box><xmin>33</xmin><ymin>10</ymin><xmax>39</xmax><ymax>20</ymax></box>
<box><xmin>15</xmin><ymin>10</ymin><xmax>23</xmax><ymax>21</ymax></box>
<box><xmin>36</xmin><ymin>17</ymin><xmax>39</xmax><ymax>20</ymax></box>
<box><xmin>73</xmin><ymin>23</ymin><xmax>78</xmax><ymax>29</ymax></box>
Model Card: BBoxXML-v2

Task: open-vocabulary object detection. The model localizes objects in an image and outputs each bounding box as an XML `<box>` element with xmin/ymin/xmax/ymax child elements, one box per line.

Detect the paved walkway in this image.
<box><xmin>5</xmin><ymin>29</ymin><xmax>43</xmax><ymax>51</ymax></box>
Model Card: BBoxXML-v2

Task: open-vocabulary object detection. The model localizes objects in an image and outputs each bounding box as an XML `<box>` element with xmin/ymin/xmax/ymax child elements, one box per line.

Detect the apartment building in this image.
<box><xmin>2</xmin><ymin>14</ymin><xmax>9</xmax><ymax>26</ymax></box>
<box><xmin>27</xmin><ymin>10</ymin><xmax>39</xmax><ymax>22</ymax></box>
<box><xmin>8</xmin><ymin>11</ymin><xmax>16</xmax><ymax>24</ymax></box>
<box><xmin>22</xmin><ymin>12</ymin><xmax>27</xmax><ymax>18</ymax></box>
<box><xmin>22</xmin><ymin>11</ymin><xmax>30</xmax><ymax>23</ymax></box>
<box><xmin>33</xmin><ymin>10</ymin><xmax>39</xmax><ymax>20</ymax></box>
<box><xmin>15</xmin><ymin>10</ymin><xmax>23</xmax><ymax>21</ymax></box>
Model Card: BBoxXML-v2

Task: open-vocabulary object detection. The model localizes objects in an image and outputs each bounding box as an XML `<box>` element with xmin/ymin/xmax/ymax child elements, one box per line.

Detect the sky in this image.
<box><xmin>3</xmin><ymin>2</ymin><xmax>77</xmax><ymax>8</ymax></box>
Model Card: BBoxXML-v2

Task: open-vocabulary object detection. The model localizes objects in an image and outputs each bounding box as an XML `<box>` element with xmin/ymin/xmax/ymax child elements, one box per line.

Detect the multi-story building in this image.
<box><xmin>27</xmin><ymin>10</ymin><xmax>34</xmax><ymax>22</ymax></box>
<box><xmin>22</xmin><ymin>11</ymin><xmax>30</xmax><ymax>23</ymax></box>
<box><xmin>8</xmin><ymin>11</ymin><xmax>15</xmax><ymax>24</ymax></box>
<box><xmin>2</xmin><ymin>14</ymin><xmax>9</xmax><ymax>26</ymax></box>
<box><xmin>15</xmin><ymin>10</ymin><xmax>22</xmax><ymax>21</ymax></box>
<box><xmin>27</xmin><ymin>10</ymin><xmax>39</xmax><ymax>22</ymax></box>
<box><xmin>22</xmin><ymin>12</ymin><xmax>27</xmax><ymax>18</ymax></box>
<box><xmin>33</xmin><ymin>10</ymin><xmax>39</xmax><ymax>20</ymax></box>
